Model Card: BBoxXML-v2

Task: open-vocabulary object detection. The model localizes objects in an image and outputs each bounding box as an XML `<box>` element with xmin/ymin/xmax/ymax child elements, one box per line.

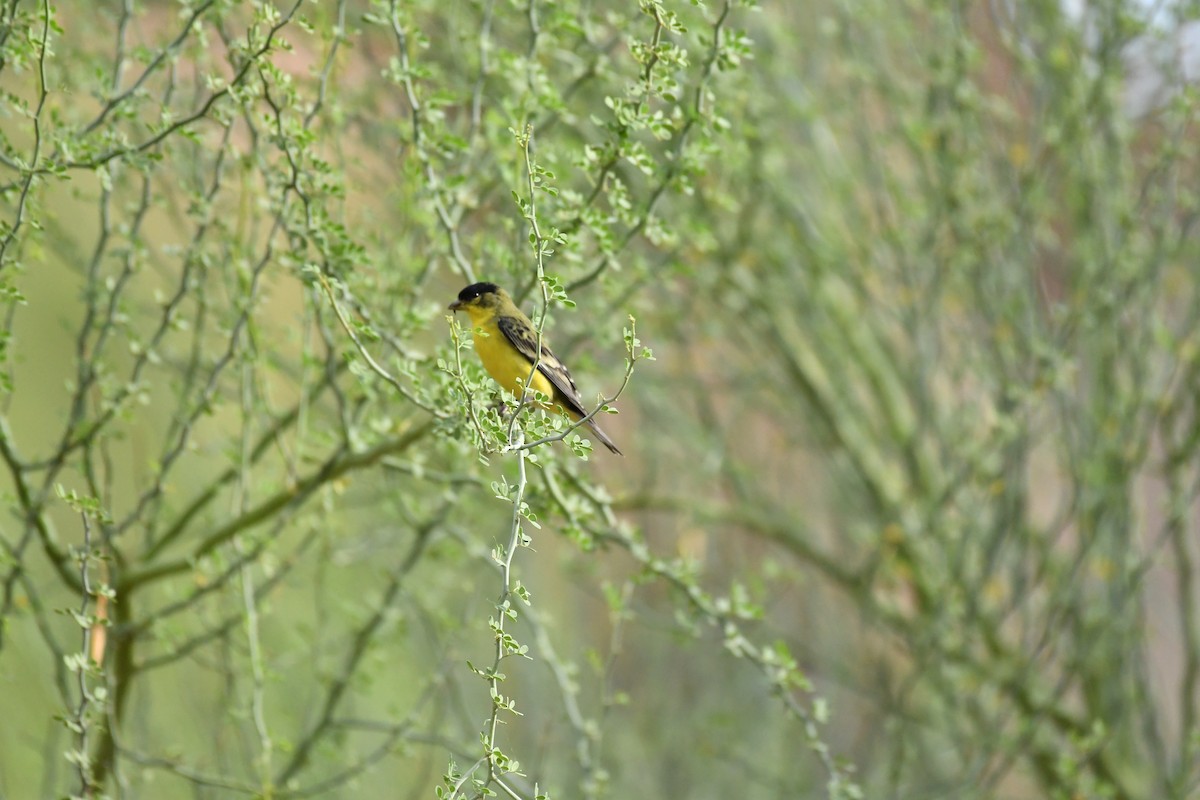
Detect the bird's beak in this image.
<box><xmin>448</xmin><ymin>300</ymin><xmax>462</xmax><ymax>311</ymax></box>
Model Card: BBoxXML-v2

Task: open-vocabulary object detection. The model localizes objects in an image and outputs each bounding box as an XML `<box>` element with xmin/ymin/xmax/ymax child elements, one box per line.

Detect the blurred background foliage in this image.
<box><xmin>1</xmin><ymin>0</ymin><xmax>1198</xmax><ymax>798</ymax></box>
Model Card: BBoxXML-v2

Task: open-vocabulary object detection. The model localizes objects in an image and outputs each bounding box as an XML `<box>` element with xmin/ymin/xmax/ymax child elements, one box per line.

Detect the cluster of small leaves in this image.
<box><xmin>531</xmin><ymin>447</ymin><xmax>863</xmax><ymax>796</ymax></box>
<box><xmin>0</xmin><ymin>2</ymin><xmax>460</xmax><ymax>797</ymax></box>
<box><xmin>625</xmin><ymin>0</ymin><xmax>1200</xmax><ymax>797</ymax></box>
<box><xmin>0</xmin><ymin>1</ymin><xmax>889</xmax><ymax>799</ymax></box>
<box><xmin>553</xmin><ymin>0</ymin><xmax>748</xmax><ymax>288</ymax></box>
<box><xmin>632</xmin><ymin>537</ymin><xmax>862</xmax><ymax>797</ymax></box>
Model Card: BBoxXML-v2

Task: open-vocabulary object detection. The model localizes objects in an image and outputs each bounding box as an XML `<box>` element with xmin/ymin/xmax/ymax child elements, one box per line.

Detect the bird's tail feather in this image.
<box><xmin>587</xmin><ymin>419</ymin><xmax>622</xmax><ymax>456</ymax></box>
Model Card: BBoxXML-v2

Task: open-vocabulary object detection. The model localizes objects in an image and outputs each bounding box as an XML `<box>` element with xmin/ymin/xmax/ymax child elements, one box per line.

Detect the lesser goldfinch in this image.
<box><xmin>449</xmin><ymin>282</ymin><xmax>622</xmax><ymax>455</ymax></box>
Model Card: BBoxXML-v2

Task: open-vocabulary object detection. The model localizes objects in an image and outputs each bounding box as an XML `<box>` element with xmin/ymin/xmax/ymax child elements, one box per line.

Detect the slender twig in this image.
<box><xmin>83</xmin><ymin>0</ymin><xmax>219</xmax><ymax>133</ymax></box>
<box><xmin>570</xmin><ymin>0</ymin><xmax>733</xmax><ymax>293</ymax></box>
<box><xmin>316</xmin><ymin>271</ymin><xmax>443</xmax><ymax>415</ymax></box>
<box><xmin>388</xmin><ymin>0</ymin><xmax>476</xmax><ymax>283</ymax></box>
<box><xmin>121</xmin><ymin>422</ymin><xmax>432</xmax><ymax>591</ymax></box>
<box><xmin>0</xmin><ymin>0</ymin><xmax>52</xmax><ymax>275</ymax></box>
<box><xmin>275</xmin><ymin>512</ymin><xmax>440</xmax><ymax>786</ymax></box>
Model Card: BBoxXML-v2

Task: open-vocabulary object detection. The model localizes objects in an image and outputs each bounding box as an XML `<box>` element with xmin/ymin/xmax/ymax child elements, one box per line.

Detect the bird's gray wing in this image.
<box><xmin>496</xmin><ymin>315</ymin><xmax>587</xmax><ymax>418</ymax></box>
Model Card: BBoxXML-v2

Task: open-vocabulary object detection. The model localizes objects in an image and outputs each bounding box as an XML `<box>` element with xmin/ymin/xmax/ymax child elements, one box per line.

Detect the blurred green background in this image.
<box><xmin>1</xmin><ymin>0</ymin><xmax>1198</xmax><ymax>798</ymax></box>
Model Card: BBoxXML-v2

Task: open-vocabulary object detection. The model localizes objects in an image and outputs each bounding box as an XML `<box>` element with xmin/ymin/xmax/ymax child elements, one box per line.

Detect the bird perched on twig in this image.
<box><xmin>449</xmin><ymin>282</ymin><xmax>622</xmax><ymax>455</ymax></box>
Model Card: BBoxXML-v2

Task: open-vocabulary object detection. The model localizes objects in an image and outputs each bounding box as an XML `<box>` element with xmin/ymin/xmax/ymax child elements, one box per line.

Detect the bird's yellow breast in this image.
<box><xmin>471</xmin><ymin>319</ymin><xmax>557</xmax><ymax>405</ymax></box>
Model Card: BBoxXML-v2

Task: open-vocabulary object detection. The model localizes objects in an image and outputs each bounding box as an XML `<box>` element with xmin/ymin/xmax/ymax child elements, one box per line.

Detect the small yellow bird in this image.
<box><xmin>449</xmin><ymin>282</ymin><xmax>622</xmax><ymax>455</ymax></box>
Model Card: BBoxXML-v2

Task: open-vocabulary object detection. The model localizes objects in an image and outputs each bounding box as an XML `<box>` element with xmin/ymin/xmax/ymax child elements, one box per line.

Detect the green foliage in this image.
<box><xmin>1</xmin><ymin>0</ymin><xmax>1199</xmax><ymax>799</ymax></box>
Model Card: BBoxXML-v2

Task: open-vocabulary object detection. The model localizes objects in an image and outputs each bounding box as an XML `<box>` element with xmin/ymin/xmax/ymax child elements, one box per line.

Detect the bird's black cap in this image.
<box><xmin>457</xmin><ymin>282</ymin><xmax>500</xmax><ymax>303</ymax></box>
